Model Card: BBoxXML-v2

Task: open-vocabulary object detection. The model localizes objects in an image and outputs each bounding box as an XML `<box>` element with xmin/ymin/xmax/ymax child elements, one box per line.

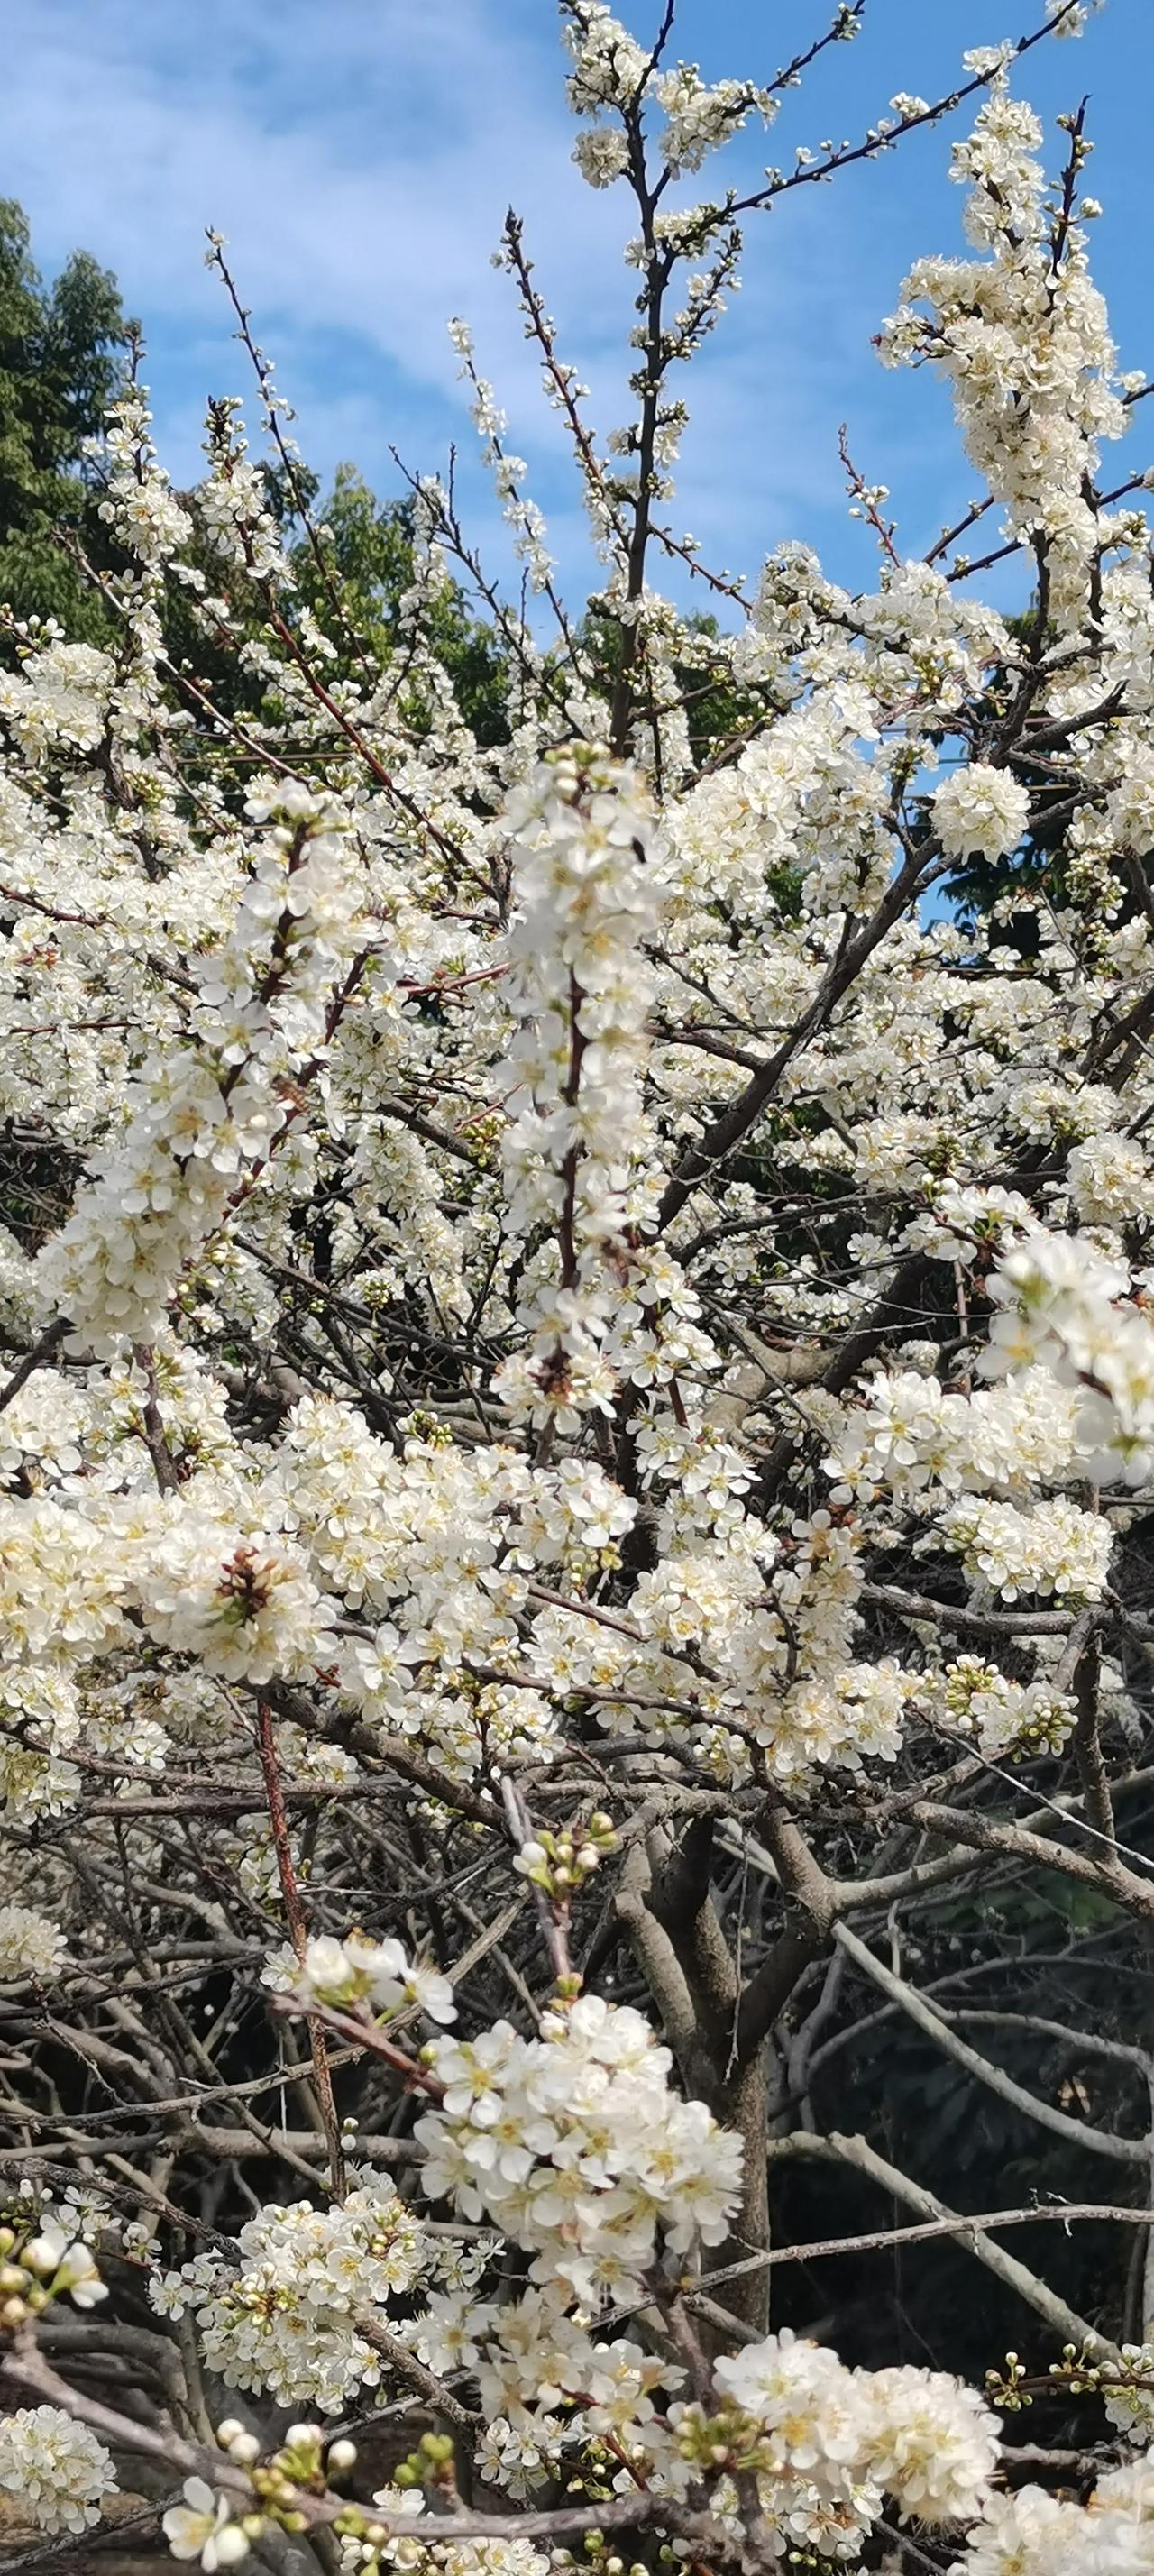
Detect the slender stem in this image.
<box><xmin>256</xmin><ymin>1699</ymin><xmax>347</xmax><ymax>2197</ymax></box>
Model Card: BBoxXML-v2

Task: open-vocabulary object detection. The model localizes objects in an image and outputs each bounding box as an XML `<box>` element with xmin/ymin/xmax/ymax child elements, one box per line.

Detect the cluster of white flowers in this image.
<box><xmin>95</xmin><ymin>389</ymin><xmax>194</xmax><ymax>569</ymax></box>
<box><xmin>0</xmin><ymin>1901</ymin><xmax>69</xmax><ymax>1978</ymax></box>
<box><xmin>984</xmin><ymin>1225</ymin><xmax>1154</xmax><ymax>1485</ymax></box>
<box><xmin>881</xmin><ymin>76</ymin><xmax>1126</xmax><ymax>615</ymax></box>
<box><xmin>563</xmin><ymin>3</ymin><xmax>651</xmax><ymax>115</ymax></box>
<box><xmin>267</xmin><ymin>1929</ymin><xmax>456</xmax><ymax>2027</ymax></box>
<box><xmin>930</xmin><ymin>1654</ymin><xmax>1075</xmax><ymax>1756</ymax></box>
<box><xmin>957</xmin><ymin>2457</ymin><xmax>1154</xmax><ymax>2574</ymax></box>
<box><xmin>827</xmin><ymin>1363</ymin><xmax>1082</xmax><ymax>1502</ymax></box>
<box><xmin>943</xmin><ymin>1491</ymin><xmax>1113</xmax><ymax>1602</ymax></box>
<box><xmin>417</xmin><ymin>1993</ymin><xmax>744</xmax><ymax>2304</ymax></box>
<box><xmin>493</xmin><ymin>748</ymin><xmax>672</xmax><ymax>1428</ymax></box>
<box><xmin>666</xmin><ymin>682</ymin><xmax>892</xmax><ymax>923</ymax></box>
<box><xmin>0</xmin><ymin>1499</ymin><xmax>129</xmax><ymax>1664</ymax></box>
<box><xmin>653</xmin><ymin>65</ymin><xmax>776</xmax><ymax>176</ymax></box>
<box><xmin>1100</xmin><ymin>2342</ymin><xmax>1154</xmax><ymax>2446</ymax></box>
<box><xmin>0</xmin><ymin>2405</ymin><xmax>113</xmax><ymax>2536</ymax></box>
<box><xmin>0</xmin><ymin>637</ymin><xmax>114</xmax><ymax>756</ymax></box>
<box><xmin>37</xmin><ymin>785</ymin><xmax>363</xmax><ymax>1349</ymax></box>
<box><xmin>931</xmin><ymin>762</ymin><xmax>1031</xmax><ymax>863</ymax></box>
<box><xmin>136</xmin><ymin>1517</ymin><xmax>335</xmax><ymax>1684</ymax></box>
<box><xmin>1104</xmin><ymin>741</ymin><xmax>1154</xmax><ymax>856</ymax></box>
<box><xmin>199</xmin><ymin>396</ymin><xmax>291</xmax><ymax>587</ymax></box>
<box><xmin>710</xmin><ymin>2333</ymin><xmax>999</xmax><ymax>2535</ymax></box>
<box><xmin>152</xmin><ymin>2176</ymin><xmax>427</xmax><ymax>2412</ymax></box>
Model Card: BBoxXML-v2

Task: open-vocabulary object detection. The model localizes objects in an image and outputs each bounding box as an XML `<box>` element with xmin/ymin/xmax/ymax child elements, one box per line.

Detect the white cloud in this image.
<box><xmin>0</xmin><ymin>0</ymin><xmax>647</xmax><ymax>590</ymax></box>
<box><xmin>0</xmin><ymin>0</ymin><xmax>1018</xmax><ymax>602</ymax></box>
<box><xmin>2</xmin><ymin>1</ymin><xmax>599</xmax><ymax>383</ymax></box>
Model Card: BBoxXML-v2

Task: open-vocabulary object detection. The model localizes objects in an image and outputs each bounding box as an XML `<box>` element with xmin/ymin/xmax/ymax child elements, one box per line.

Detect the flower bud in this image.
<box><xmin>19</xmin><ymin>2234</ymin><xmax>60</xmax><ymax>2277</ymax></box>
<box><xmin>213</xmin><ymin>2531</ymin><xmax>251</xmax><ymax>2568</ymax></box>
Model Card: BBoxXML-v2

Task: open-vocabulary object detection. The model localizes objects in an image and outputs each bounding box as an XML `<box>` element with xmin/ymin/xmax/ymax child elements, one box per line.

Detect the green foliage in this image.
<box><xmin>0</xmin><ymin>197</ymin><xmax>130</xmax><ymax>640</ymax></box>
<box><xmin>938</xmin><ymin>608</ymin><xmax>1148</xmax><ymax>949</ymax></box>
<box><xmin>288</xmin><ymin>466</ymin><xmax>512</xmax><ymax>745</ymax></box>
<box><xmin>580</xmin><ymin>602</ymin><xmax>769</xmax><ymax>773</ymax></box>
<box><xmin>164</xmin><ymin>460</ymin><xmax>517</xmax><ymax>746</ymax></box>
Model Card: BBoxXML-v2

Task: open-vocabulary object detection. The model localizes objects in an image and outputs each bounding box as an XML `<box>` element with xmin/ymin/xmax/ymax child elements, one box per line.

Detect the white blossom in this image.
<box><xmin>932</xmin><ymin>764</ymin><xmax>1031</xmax><ymax>863</ymax></box>
<box><xmin>163</xmin><ymin>2477</ymin><xmax>250</xmax><ymax>2570</ymax></box>
<box><xmin>0</xmin><ymin>1902</ymin><xmax>69</xmax><ymax>1979</ymax></box>
<box><xmin>0</xmin><ymin>2406</ymin><xmax>113</xmax><ymax>2535</ymax></box>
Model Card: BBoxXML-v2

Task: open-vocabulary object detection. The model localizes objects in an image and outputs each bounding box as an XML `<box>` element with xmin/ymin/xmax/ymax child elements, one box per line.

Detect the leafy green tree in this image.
<box><xmin>288</xmin><ymin>465</ymin><xmax>512</xmax><ymax>745</ymax></box>
<box><xmin>0</xmin><ymin>198</ymin><xmax>130</xmax><ymax>639</ymax></box>
<box><xmin>940</xmin><ymin>607</ymin><xmax>1154</xmax><ymax>952</ymax></box>
<box><xmin>166</xmin><ymin>460</ymin><xmax>515</xmax><ymax>745</ymax></box>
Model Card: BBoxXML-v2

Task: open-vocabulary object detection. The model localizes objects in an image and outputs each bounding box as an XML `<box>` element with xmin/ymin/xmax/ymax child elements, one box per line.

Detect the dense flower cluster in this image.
<box><xmin>0</xmin><ymin>1902</ymin><xmax>69</xmax><ymax>1978</ymax></box>
<box><xmin>880</xmin><ymin>71</ymin><xmax>1127</xmax><ymax>617</ymax></box>
<box><xmin>152</xmin><ymin>2177</ymin><xmax>428</xmax><ymax>2411</ymax></box>
<box><xmin>493</xmin><ymin>747</ymin><xmax>669</xmax><ymax>1429</ymax></box>
<box><xmin>0</xmin><ymin>2406</ymin><xmax>114</xmax><ymax>2535</ymax></box>
<box><xmin>417</xmin><ymin>1993</ymin><xmax>744</xmax><ymax>2300</ymax></box>
<box><xmin>957</xmin><ymin>2458</ymin><xmax>1154</xmax><ymax>2574</ymax></box>
<box><xmin>931</xmin><ymin>762</ymin><xmax>1031</xmax><ymax>864</ymax></box>
<box><xmin>37</xmin><ymin>787</ymin><xmax>364</xmax><ymax>1352</ymax></box>
<box><xmin>710</xmin><ymin>2334</ymin><xmax>999</xmax><ymax>2535</ymax></box>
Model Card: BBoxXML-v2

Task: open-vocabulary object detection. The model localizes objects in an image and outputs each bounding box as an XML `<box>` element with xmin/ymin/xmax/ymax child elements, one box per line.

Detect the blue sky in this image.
<box><xmin>1</xmin><ymin>0</ymin><xmax>1151</xmax><ymax>619</ymax></box>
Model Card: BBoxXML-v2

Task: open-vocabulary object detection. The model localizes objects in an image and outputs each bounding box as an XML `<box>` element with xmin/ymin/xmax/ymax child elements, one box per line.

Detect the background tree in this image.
<box><xmin>0</xmin><ymin>198</ymin><xmax>130</xmax><ymax>640</ymax></box>
<box><xmin>288</xmin><ymin>467</ymin><xmax>512</xmax><ymax>745</ymax></box>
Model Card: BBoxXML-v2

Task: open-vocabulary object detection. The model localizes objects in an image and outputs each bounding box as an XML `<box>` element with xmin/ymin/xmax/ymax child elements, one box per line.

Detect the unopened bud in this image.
<box><xmin>213</xmin><ymin>2533</ymin><xmax>251</xmax><ymax>2570</ymax></box>
<box><xmin>19</xmin><ymin>2236</ymin><xmax>59</xmax><ymax>2278</ymax></box>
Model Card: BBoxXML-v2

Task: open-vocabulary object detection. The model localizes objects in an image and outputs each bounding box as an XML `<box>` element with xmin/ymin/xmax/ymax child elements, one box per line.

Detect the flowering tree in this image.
<box><xmin>6</xmin><ymin>2</ymin><xmax>1154</xmax><ymax>2570</ymax></box>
